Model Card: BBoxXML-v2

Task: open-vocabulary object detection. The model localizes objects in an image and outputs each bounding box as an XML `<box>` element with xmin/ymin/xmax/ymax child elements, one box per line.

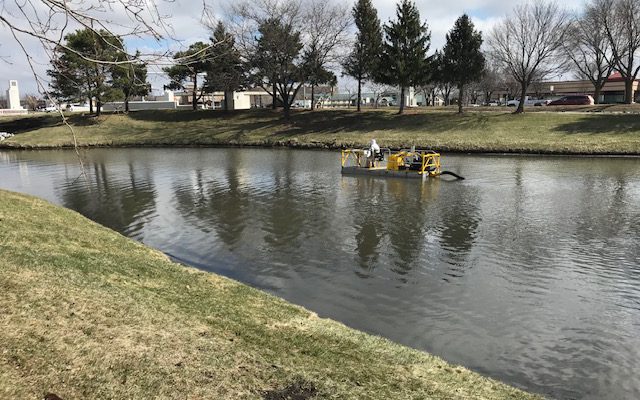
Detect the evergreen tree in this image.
<box><xmin>164</xmin><ymin>42</ymin><xmax>211</xmax><ymax>110</ymax></box>
<box><xmin>204</xmin><ymin>22</ymin><xmax>245</xmax><ymax>111</ymax></box>
<box><xmin>251</xmin><ymin>18</ymin><xmax>305</xmax><ymax>119</ymax></box>
<box><xmin>48</xmin><ymin>28</ymin><xmax>125</xmax><ymax>115</ymax></box>
<box><xmin>342</xmin><ymin>0</ymin><xmax>383</xmax><ymax>112</ymax></box>
<box><xmin>431</xmin><ymin>51</ymin><xmax>452</xmax><ymax>106</ymax></box>
<box><xmin>378</xmin><ymin>0</ymin><xmax>430</xmax><ymax>114</ymax></box>
<box><xmin>111</xmin><ymin>51</ymin><xmax>150</xmax><ymax>112</ymax></box>
<box><xmin>441</xmin><ymin>14</ymin><xmax>485</xmax><ymax>113</ymax></box>
<box><xmin>303</xmin><ymin>46</ymin><xmax>337</xmax><ymax>109</ymax></box>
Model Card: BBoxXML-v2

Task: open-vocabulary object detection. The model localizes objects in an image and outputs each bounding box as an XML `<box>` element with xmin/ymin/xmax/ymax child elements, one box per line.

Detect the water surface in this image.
<box><xmin>1</xmin><ymin>148</ymin><xmax>639</xmax><ymax>399</ymax></box>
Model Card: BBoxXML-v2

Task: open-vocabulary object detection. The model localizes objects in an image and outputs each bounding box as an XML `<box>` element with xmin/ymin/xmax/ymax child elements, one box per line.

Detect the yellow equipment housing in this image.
<box><xmin>387</xmin><ymin>150</ymin><xmax>441</xmax><ymax>176</ymax></box>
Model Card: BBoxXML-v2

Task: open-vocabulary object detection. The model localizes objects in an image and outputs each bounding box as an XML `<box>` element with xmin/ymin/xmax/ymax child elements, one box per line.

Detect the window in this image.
<box><xmin>11</xmin><ymin>81</ymin><xmax>16</xmax><ymax>87</ymax></box>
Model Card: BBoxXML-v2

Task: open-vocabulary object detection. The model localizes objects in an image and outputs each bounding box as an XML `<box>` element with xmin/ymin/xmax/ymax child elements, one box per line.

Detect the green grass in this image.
<box><xmin>2</xmin><ymin>107</ymin><xmax>640</xmax><ymax>154</ymax></box>
<box><xmin>0</xmin><ymin>190</ymin><xmax>541</xmax><ymax>399</ymax></box>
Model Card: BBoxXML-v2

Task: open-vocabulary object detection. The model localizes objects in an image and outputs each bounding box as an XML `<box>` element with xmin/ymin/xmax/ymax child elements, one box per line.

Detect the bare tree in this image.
<box><xmin>0</xmin><ymin>1</ymin><xmax>181</xmax><ymax>76</ymax></box>
<box><xmin>467</xmin><ymin>82</ymin><xmax>481</xmax><ymax>105</ymax></box>
<box><xmin>25</xmin><ymin>94</ymin><xmax>40</xmax><ymax>111</ymax></box>
<box><xmin>366</xmin><ymin>82</ymin><xmax>393</xmax><ymax>108</ymax></box>
<box><xmin>437</xmin><ymin>82</ymin><xmax>454</xmax><ymax>106</ymax></box>
<box><xmin>502</xmin><ymin>73</ymin><xmax>521</xmax><ymax>103</ymax></box>
<box><xmin>488</xmin><ymin>2</ymin><xmax>569</xmax><ymax>113</ymax></box>
<box><xmin>478</xmin><ymin>63</ymin><xmax>500</xmax><ymax>104</ymax></box>
<box><xmin>229</xmin><ymin>0</ymin><xmax>304</xmax><ymax>109</ymax></box>
<box><xmin>229</xmin><ymin>0</ymin><xmax>350</xmax><ymax>113</ymax></box>
<box><xmin>593</xmin><ymin>0</ymin><xmax>640</xmax><ymax>103</ymax></box>
<box><xmin>529</xmin><ymin>71</ymin><xmax>548</xmax><ymax>99</ymax></box>
<box><xmin>344</xmin><ymin>84</ymin><xmax>358</xmax><ymax>108</ymax></box>
<box><xmin>563</xmin><ymin>6</ymin><xmax>614</xmax><ymax>103</ymax></box>
<box><xmin>415</xmin><ymin>83</ymin><xmax>436</xmax><ymax>107</ymax></box>
<box><xmin>303</xmin><ymin>1</ymin><xmax>351</xmax><ymax>110</ymax></box>
<box><xmin>0</xmin><ymin>0</ymin><xmax>218</xmax><ymax>180</ymax></box>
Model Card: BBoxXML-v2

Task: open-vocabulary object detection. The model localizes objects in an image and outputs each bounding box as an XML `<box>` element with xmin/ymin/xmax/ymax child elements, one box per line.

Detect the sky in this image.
<box><xmin>0</xmin><ymin>0</ymin><xmax>587</xmax><ymax>98</ymax></box>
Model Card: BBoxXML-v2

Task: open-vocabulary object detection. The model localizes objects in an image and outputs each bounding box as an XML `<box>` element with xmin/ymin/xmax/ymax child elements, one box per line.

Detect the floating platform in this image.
<box><xmin>341</xmin><ymin>166</ymin><xmax>430</xmax><ymax>179</ymax></box>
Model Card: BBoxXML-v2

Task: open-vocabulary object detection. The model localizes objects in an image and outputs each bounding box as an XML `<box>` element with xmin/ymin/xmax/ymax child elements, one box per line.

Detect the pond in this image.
<box><xmin>1</xmin><ymin>148</ymin><xmax>639</xmax><ymax>399</ymax></box>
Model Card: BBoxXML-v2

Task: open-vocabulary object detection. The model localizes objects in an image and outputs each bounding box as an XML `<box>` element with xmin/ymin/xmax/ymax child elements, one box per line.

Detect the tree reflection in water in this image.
<box><xmin>59</xmin><ymin>161</ymin><xmax>157</xmax><ymax>237</ymax></box>
<box><xmin>172</xmin><ymin>151</ymin><xmax>250</xmax><ymax>251</ymax></box>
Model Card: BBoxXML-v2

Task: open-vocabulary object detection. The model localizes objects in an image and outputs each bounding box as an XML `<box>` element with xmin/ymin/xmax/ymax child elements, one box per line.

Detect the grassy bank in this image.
<box><xmin>0</xmin><ymin>190</ymin><xmax>540</xmax><ymax>399</ymax></box>
<box><xmin>1</xmin><ymin>108</ymin><xmax>640</xmax><ymax>154</ymax></box>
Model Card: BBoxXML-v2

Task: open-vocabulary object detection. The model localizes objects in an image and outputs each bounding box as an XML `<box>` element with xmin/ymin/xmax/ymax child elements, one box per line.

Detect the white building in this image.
<box><xmin>7</xmin><ymin>80</ymin><xmax>22</xmax><ymax>110</ymax></box>
<box><xmin>0</xmin><ymin>80</ymin><xmax>28</xmax><ymax>116</ymax></box>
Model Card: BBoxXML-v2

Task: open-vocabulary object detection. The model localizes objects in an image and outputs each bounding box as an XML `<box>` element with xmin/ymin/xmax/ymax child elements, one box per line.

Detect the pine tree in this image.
<box><xmin>164</xmin><ymin>42</ymin><xmax>212</xmax><ymax>110</ymax></box>
<box><xmin>48</xmin><ymin>28</ymin><xmax>125</xmax><ymax>115</ymax></box>
<box><xmin>342</xmin><ymin>0</ymin><xmax>383</xmax><ymax>112</ymax></box>
<box><xmin>303</xmin><ymin>47</ymin><xmax>337</xmax><ymax>109</ymax></box>
<box><xmin>441</xmin><ymin>14</ymin><xmax>485</xmax><ymax>113</ymax></box>
<box><xmin>204</xmin><ymin>22</ymin><xmax>245</xmax><ymax>111</ymax></box>
<box><xmin>378</xmin><ymin>0</ymin><xmax>430</xmax><ymax>114</ymax></box>
<box><xmin>111</xmin><ymin>51</ymin><xmax>150</xmax><ymax>113</ymax></box>
<box><xmin>251</xmin><ymin>18</ymin><xmax>305</xmax><ymax>119</ymax></box>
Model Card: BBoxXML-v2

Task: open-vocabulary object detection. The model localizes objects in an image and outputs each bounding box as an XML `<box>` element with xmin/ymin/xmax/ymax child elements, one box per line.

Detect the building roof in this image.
<box><xmin>607</xmin><ymin>72</ymin><xmax>625</xmax><ymax>82</ymax></box>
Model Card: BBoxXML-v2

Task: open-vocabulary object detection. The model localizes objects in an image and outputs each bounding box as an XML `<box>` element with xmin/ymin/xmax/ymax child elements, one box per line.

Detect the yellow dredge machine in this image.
<box><xmin>341</xmin><ymin>148</ymin><xmax>464</xmax><ymax>180</ymax></box>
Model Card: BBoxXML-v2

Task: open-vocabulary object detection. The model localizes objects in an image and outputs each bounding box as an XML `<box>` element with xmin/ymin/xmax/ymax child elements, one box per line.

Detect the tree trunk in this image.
<box><xmin>125</xmin><ymin>94</ymin><xmax>130</xmax><ymax>113</ymax></box>
<box><xmin>281</xmin><ymin>90</ymin><xmax>290</xmax><ymax>119</ymax></box>
<box><xmin>96</xmin><ymin>99</ymin><xmax>102</xmax><ymax>116</ymax></box>
<box><xmin>192</xmin><ymin>74</ymin><xmax>198</xmax><ymax>110</ymax></box>
<box><xmin>311</xmin><ymin>84</ymin><xmax>315</xmax><ymax>110</ymax></box>
<box><xmin>398</xmin><ymin>86</ymin><xmax>405</xmax><ymax>115</ymax></box>
<box><xmin>594</xmin><ymin>84</ymin><xmax>602</xmax><ymax>105</ymax></box>
<box><xmin>458</xmin><ymin>84</ymin><xmax>464</xmax><ymax>114</ymax></box>
<box><xmin>357</xmin><ymin>78</ymin><xmax>362</xmax><ymax>112</ymax></box>
<box><xmin>89</xmin><ymin>97</ymin><xmax>93</xmax><ymax>114</ymax></box>
<box><xmin>272</xmin><ymin>82</ymin><xmax>277</xmax><ymax>109</ymax></box>
<box><xmin>515</xmin><ymin>81</ymin><xmax>526</xmax><ymax>114</ymax></box>
<box><xmin>625</xmin><ymin>78</ymin><xmax>634</xmax><ymax>104</ymax></box>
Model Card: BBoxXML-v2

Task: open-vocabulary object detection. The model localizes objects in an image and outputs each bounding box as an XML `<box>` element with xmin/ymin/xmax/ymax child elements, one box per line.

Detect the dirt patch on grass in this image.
<box><xmin>263</xmin><ymin>379</ymin><xmax>319</xmax><ymax>400</ymax></box>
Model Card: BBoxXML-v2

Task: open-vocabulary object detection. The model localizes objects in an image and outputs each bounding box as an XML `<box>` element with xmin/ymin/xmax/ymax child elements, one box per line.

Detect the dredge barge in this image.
<box><xmin>341</xmin><ymin>146</ymin><xmax>464</xmax><ymax>180</ymax></box>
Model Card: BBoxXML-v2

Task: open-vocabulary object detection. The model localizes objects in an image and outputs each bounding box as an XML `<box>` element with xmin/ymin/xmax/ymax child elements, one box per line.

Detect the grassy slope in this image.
<box><xmin>0</xmin><ymin>190</ymin><xmax>541</xmax><ymax>399</ymax></box>
<box><xmin>1</xmin><ymin>108</ymin><xmax>640</xmax><ymax>154</ymax></box>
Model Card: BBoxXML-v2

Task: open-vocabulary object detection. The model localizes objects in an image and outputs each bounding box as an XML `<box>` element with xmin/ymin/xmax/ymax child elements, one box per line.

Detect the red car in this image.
<box><xmin>548</xmin><ymin>95</ymin><xmax>594</xmax><ymax>106</ymax></box>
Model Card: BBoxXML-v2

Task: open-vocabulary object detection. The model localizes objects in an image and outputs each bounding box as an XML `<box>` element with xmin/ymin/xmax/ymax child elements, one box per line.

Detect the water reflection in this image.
<box><xmin>173</xmin><ymin>165</ymin><xmax>250</xmax><ymax>250</ymax></box>
<box><xmin>1</xmin><ymin>148</ymin><xmax>640</xmax><ymax>400</ymax></box>
<box><xmin>350</xmin><ymin>179</ymin><xmax>386</xmax><ymax>273</ymax></box>
<box><xmin>58</xmin><ymin>161</ymin><xmax>157</xmax><ymax>237</ymax></box>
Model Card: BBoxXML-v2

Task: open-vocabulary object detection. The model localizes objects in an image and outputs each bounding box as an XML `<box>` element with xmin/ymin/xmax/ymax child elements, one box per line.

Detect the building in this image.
<box><xmin>491</xmin><ymin>73</ymin><xmax>640</xmax><ymax>104</ymax></box>
<box><xmin>7</xmin><ymin>80</ymin><xmax>21</xmax><ymax>109</ymax></box>
<box><xmin>543</xmin><ymin>73</ymin><xmax>640</xmax><ymax>103</ymax></box>
<box><xmin>0</xmin><ymin>80</ymin><xmax>28</xmax><ymax>116</ymax></box>
<box><xmin>172</xmin><ymin>85</ymin><xmax>273</xmax><ymax>110</ymax></box>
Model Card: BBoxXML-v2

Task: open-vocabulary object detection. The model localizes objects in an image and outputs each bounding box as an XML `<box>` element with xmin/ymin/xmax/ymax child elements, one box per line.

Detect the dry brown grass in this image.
<box><xmin>0</xmin><ymin>190</ymin><xmax>542</xmax><ymax>399</ymax></box>
<box><xmin>1</xmin><ymin>108</ymin><xmax>640</xmax><ymax>155</ymax></box>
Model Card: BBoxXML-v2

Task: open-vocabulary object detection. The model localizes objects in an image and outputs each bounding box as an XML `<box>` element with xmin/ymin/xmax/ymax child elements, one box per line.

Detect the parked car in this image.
<box><xmin>506</xmin><ymin>96</ymin><xmax>551</xmax><ymax>107</ymax></box>
<box><xmin>547</xmin><ymin>95</ymin><xmax>594</xmax><ymax>106</ymax></box>
<box><xmin>42</xmin><ymin>105</ymin><xmax>59</xmax><ymax>113</ymax></box>
<box><xmin>66</xmin><ymin>103</ymin><xmax>90</xmax><ymax>112</ymax></box>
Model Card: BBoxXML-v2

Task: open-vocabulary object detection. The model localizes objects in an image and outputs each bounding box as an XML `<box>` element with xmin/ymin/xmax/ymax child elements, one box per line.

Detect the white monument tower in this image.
<box><xmin>7</xmin><ymin>80</ymin><xmax>23</xmax><ymax>110</ymax></box>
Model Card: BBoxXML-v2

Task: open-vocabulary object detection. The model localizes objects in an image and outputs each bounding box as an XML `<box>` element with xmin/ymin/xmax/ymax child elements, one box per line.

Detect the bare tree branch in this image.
<box><xmin>488</xmin><ymin>2</ymin><xmax>569</xmax><ymax>113</ymax></box>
